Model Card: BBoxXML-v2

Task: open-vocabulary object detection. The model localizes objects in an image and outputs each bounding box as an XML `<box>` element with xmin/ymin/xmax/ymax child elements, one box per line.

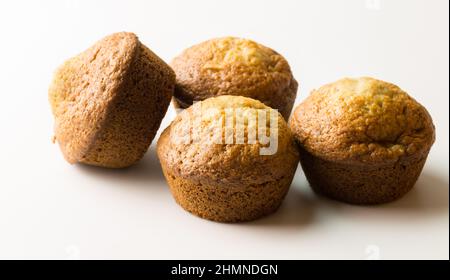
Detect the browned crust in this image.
<box><xmin>289</xmin><ymin>77</ymin><xmax>435</xmax><ymax>165</ymax></box>
<box><xmin>289</xmin><ymin>77</ymin><xmax>435</xmax><ymax>204</ymax></box>
<box><xmin>157</xmin><ymin>95</ymin><xmax>300</xmax><ymax>221</ymax></box>
<box><xmin>49</xmin><ymin>32</ymin><xmax>175</xmax><ymax>167</ymax></box>
<box><xmin>157</xmin><ymin>96</ymin><xmax>299</xmax><ymax>187</ymax></box>
<box><xmin>298</xmin><ymin>145</ymin><xmax>429</xmax><ymax>204</ymax></box>
<box><xmin>170</xmin><ymin>37</ymin><xmax>298</xmax><ymax>119</ymax></box>
<box><xmin>160</xmin><ymin>161</ymin><xmax>295</xmax><ymax>222</ymax></box>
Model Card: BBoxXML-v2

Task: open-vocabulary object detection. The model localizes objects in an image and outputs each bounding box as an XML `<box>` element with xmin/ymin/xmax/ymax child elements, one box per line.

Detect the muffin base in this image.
<box><xmin>299</xmin><ymin>147</ymin><xmax>429</xmax><ymax>205</ymax></box>
<box><xmin>79</xmin><ymin>45</ymin><xmax>174</xmax><ymax>168</ymax></box>
<box><xmin>161</xmin><ymin>166</ymin><xmax>295</xmax><ymax>223</ymax></box>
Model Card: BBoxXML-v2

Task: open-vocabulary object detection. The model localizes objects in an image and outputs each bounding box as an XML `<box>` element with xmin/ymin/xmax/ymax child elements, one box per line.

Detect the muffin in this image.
<box><xmin>49</xmin><ymin>32</ymin><xmax>175</xmax><ymax>168</ymax></box>
<box><xmin>157</xmin><ymin>95</ymin><xmax>300</xmax><ymax>222</ymax></box>
<box><xmin>289</xmin><ymin>77</ymin><xmax>435</xmax><ymax>204</ymax></box>
<box><xmin>170</xmin><ymin>37</ymin><xmax>298</xmax><ymax>119</ymax></box>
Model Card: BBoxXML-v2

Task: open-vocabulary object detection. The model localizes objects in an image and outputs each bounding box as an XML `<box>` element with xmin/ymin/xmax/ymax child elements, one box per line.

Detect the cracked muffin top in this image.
<box><xmin>157</xmin><ymin>95</ymin><xmax>299</xmax><ymax>187</ymax></box>
<box><xmin>289</xmin><ymin>77</ymin><xmax>435</xmax><ymax>165</ymax></box>
<box><xmin>170</xmin><ymin>37</ymin><xmax>298</xmax><ymax>119</ymax></box>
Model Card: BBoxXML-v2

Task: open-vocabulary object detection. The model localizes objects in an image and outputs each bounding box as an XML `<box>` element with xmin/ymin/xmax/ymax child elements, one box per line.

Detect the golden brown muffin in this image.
<box><xmin>157</xmin><ymin>95</ymin><xmax>300</xmax><ymax>222</ymax></box>
<box><xmin>289</xmin><ymin>77</ymin><xmax>435</xmax><ymax>204</ymax></box>
<box><xmin>170</xmin><ymin>37</ymin><xmax>298</xmax><ymax>119</ymax></box>
<box><xmin>49</xmin><ymin>32</ymin><xmax>175</xmax><ymax>168</ymax></box>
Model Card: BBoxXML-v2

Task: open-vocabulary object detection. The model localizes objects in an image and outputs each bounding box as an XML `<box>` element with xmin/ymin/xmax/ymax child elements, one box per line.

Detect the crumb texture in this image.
<box><xmin>171</xmin><ymin>37</ymin><xmax>298</xmax><ymax>119</ymax></box>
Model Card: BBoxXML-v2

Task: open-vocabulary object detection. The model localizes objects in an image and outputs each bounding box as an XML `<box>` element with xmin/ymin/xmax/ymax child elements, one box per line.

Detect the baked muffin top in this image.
<box><xmin>170</xmin><ymin>37</ymin><xmax>297</xmax><ymax>117</ymax></box>
<box><xmin>290</xmin><ymin>77</ymin><xmax>435</xmax><ymax>165</ymax></box>
<box><xmin>157</xmin><ymin>95</ymin><xmax>299</xmax><ymax>187</ymax></box>
<box><xmin>49</xmin><ymin>32</ymin><xmax>142</xmax><ymax>163</ymax></box>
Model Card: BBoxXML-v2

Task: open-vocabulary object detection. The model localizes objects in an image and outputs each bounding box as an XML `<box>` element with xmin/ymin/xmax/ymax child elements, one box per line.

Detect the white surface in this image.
<box><xmin>0</xmin><ymin>0</ymin><xmax>448</xmax><ymax>260</ymax></box>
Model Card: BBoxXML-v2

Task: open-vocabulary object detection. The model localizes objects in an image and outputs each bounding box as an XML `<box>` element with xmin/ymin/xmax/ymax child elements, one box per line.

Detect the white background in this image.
<box><xmin>0</xmin><ymin>0</ymin><xmax>448</xmax><ymax>259</ymax></box>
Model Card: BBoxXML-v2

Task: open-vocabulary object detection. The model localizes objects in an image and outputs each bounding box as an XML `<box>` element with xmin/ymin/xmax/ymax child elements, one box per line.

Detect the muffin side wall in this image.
<box><xmin>160</xmin><ymin>162</ymin><xmax>296</xmax><ymax>222</ymax></box>
<box><xmin>298</xmin><ymin>146</ymin><xmax>430</xmax><ymax>204</ymax></box>
<box><xmin>81</xmin><ymin>45</ymin><xmax>175</xmax><ymax>168</ymax></box>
